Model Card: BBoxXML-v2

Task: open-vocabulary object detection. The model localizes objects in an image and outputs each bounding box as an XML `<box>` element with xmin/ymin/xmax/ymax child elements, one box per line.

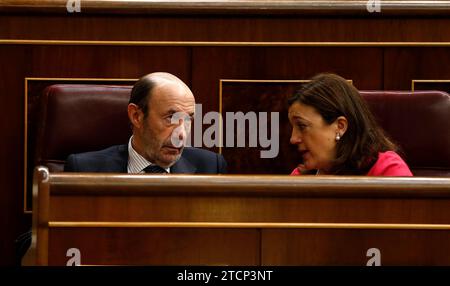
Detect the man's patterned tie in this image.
<box><xmin>143</xmin><ymin>165</ymin><xmax>168</xmax><ymax>173</ymax></box>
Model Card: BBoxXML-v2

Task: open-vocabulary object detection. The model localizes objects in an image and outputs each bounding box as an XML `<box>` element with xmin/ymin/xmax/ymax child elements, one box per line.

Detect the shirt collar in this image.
<box><xmin>127</xmin><ymin>136</ymin><xmax>170</xmax><ymax>173</ymax></box>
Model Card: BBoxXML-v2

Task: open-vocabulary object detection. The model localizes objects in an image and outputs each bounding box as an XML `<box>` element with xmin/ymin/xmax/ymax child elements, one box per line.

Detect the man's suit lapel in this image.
<box><xmin>170</xmin><ymin>154</ymin><xmax>197</xmax><ymax>174</ymax></box>
<box><xmin>111</xmin><ymin>144</ymin><xmax>128</xmax><ymax>172</ymax></box>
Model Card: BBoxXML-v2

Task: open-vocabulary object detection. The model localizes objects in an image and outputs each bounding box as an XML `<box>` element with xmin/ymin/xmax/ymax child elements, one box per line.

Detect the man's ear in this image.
<box><xmin>127</xmin><ymin>103</ymin><xmax>144</xmax><ymax>129</ymax></box>
<box><xmin>336</xmin><ymin>116</ymin><xmax>348</xmax><ymax>136</ymax></box>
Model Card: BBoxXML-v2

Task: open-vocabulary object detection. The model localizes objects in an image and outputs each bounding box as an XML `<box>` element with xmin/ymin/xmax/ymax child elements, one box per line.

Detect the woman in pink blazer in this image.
<box><xmin>288</xmin><ymin>73</ymin><xmax>412</xmax><ymax>176</ymax></box>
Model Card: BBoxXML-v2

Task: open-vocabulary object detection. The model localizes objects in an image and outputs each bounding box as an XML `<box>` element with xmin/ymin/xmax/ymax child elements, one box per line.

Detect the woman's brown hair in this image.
<box><xmin>288</xmin><ymin>73</ymin><xmax>397</xmax><ymax>174</ymax></box>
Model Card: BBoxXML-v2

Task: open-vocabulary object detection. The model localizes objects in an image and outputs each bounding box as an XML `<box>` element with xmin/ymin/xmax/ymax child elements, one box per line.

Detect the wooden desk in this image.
<box><xmin>26</xmin><ymin>166</ymin><xmax>450</xmax><ymax>266</ymax></box>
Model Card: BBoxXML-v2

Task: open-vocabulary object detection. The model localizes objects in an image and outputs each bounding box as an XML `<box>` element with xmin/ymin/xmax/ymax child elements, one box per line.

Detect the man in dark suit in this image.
<box><xmin>17</xmin><ymin>73</ymin><xmax>225</xmax><ymax>265</ymax></box>
<box><xmin>64</xmin><ymin>72</ymin><xmax>227</xmax><ymax>174</ymax></box>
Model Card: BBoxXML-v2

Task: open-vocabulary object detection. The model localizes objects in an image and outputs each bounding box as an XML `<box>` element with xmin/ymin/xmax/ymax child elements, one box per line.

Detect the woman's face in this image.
<box><xmin>288</xmin><ymin>102</ymin><xmax>340</xmax><ymax>172</ymax></box>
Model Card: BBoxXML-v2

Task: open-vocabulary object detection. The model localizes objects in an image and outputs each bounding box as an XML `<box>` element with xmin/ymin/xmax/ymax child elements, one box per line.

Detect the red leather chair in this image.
<box><xmin>361</xmin><ymin>91</ymin><xmax>450</xmax><ymax>177</ymax></box>
<box><xmin>34</xmin><ymin>84</ymin><xmax>132</xmax><ymax>172</ymax></box>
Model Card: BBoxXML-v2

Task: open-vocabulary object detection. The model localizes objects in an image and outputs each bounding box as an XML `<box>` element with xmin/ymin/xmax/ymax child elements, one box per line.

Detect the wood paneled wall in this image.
<box><xmin>1</xmin><ymin>1</ymin><xmax>450</xmax><ymax>265</ymax></box>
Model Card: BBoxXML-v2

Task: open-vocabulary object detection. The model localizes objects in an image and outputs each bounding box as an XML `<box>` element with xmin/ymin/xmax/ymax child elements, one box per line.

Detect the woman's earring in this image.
<box><xmin>335</xmin><ymin>133</ymin><xmax>341</xmax><ymax>141</ymax></box>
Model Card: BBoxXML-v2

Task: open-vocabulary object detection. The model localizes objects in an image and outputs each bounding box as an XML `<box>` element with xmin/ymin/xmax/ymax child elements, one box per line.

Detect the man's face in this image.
<box><xmin>134</xmin><ymin>82</ymin><xmax>195</xmax><ymax>168</ymax></box>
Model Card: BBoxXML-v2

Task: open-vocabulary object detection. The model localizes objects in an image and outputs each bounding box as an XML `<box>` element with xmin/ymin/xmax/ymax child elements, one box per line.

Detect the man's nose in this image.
<box><xmin>177</xmin><ymin>118</ymin><xmax>191</xmax><ymax>140</ymax></box>
<box><xmin>177</xmin><ymin>122</ymin><xmax>187</xmax><ymax>140</ymax></box>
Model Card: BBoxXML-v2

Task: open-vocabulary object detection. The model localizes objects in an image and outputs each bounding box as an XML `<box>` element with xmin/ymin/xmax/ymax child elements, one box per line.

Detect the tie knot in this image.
<box><xmin>143</xmin><ymin>165</ymin><xmax>168</xmax><ymax>174</ymax></box>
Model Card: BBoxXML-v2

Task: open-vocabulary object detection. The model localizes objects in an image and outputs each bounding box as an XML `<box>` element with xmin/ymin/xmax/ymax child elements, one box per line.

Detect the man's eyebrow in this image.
<box><xmin>166</xmin><ymin>109</ymin><xmax>179</xmax><ymax>115</ymax></box>
<box><xmin>165</xmin><ymin>109</ymin><xmax>194</xmax><ymax>117</ymax></box>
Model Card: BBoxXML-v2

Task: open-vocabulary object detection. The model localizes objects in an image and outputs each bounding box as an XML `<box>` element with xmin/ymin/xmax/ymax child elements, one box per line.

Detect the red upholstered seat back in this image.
<box><xmin>360</xmin><ymin>91</ymin><xmax>450</xmax><ymax>177</ymax></box>
<box><xmin>35</xmin><ymin>84</ymin><xmax>132</xmax><ymax>172</ymax></box>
